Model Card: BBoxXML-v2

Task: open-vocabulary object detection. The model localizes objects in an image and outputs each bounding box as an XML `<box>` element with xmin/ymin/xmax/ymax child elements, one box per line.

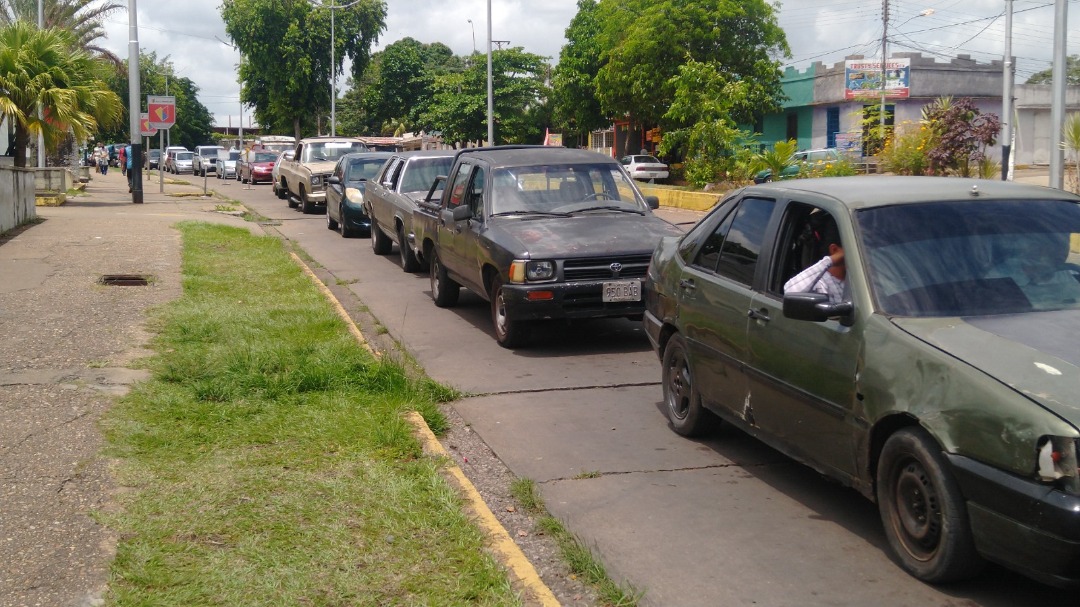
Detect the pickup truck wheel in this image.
<box><xmin>877</xmin><ymin>428</ymin><xmax>983</xmax><ymax>583</ymax></box>
<box><xmin>662</xmin><ymin>333</ymin><xmax>719</xmax><ymax>437</ymax></box>
<box><xmin>370</xmin><ymin>219</ymin><xmax>391</xmax><ymax>254</ymax></box>
<box><xmin>398</xmin><ymin>225</ymin><xmax>421</xmax><ymax>272</ymax></box>
<box><xmin>430</xmin><ymin>251</ymin><xmax>459</xmax><ymax>307</ymax></box>
<box><xmin>300</xmin><ymin>187</ymin><xmax>314</xmax><ymax>214</ymax></box>
<box><xmin>491</xmin><ymin>276</ymin><xmax>529</xmax><ymax>348</ymax></box>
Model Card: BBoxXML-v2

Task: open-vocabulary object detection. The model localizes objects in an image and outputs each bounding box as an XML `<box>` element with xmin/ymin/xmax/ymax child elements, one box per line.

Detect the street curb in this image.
<box><xmin>286</xmin><ymin>248</ymin><xmax>560</xmax><ymax>606</ymax></box>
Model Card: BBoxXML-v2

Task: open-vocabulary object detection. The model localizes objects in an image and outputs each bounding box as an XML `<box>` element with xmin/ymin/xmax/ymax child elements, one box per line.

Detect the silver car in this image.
<box><xmin>217</xmin><ymin>150</ymin><xmax>240</xmax><ymax>179</ymax></box>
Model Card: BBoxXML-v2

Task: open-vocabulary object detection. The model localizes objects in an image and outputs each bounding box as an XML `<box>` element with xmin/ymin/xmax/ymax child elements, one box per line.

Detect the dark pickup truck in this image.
<box><xmin>412</xmin><ymin>145</ymin><xmax>684</xmax><ymax>348</ymax></box>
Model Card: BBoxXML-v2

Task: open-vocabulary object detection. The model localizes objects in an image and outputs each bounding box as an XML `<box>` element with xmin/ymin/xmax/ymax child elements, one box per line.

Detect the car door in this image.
<box><xmin>745</xmin><ymin>199</ymin><xmax>862</xmax><ymax>480</ymax></box>
<box><xmin>676</xmin><ymin>196</ymin><xmax>777</xmax><ymax>420</ymax></box>
<box><xmin>327</xmin><ymin>158</ymin><xmax>346</xmax><ymax>221</ymax></box>
<box><xmin>439</xmin><ymin>161</ymin><xmax>487</xmax><ymax>295</ymax></box>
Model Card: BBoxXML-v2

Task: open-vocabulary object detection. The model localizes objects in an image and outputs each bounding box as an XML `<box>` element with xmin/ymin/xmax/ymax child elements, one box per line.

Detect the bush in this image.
<box><xmin>879</xmin><ymin>121</ymin><xmax>933</xmax><ymax>175</ymax></box>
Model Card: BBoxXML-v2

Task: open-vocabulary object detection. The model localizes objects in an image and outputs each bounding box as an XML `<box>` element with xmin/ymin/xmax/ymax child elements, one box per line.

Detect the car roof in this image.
<box><xmin>745</xmin><ymin>176</ymin><xmax>1080</xmax><ymax>210</ymax></box>
<box><xmin>340</xmin><ymin>151</ymin><xmax>394</xmax><ymax>160</ymax></box>
<box><xmin>298</xmin><ymin>136</ymin><xmax>365</xmax><ymax>143</ymax></box>
<box><xmin>398</xmin><ymin>149</ymin><xmax>456</xmax><ymax>158</ymax></box>
<box><xmin>452</xmin><ymin>145</ymin><xmax>618</xmax><ymax>169</ymax></box>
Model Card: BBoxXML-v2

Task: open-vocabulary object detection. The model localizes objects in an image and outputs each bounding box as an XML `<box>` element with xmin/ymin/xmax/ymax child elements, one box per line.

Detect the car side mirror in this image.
<box><xmin>451</xmin><ymin>205</ymin><xmax>473</xmax><ymax>222</ymax></box>
<box><xmin>328</xmin><ymin>176</ymin><xmax>341</xmax><ymax>185</ymax></box>
<box><xmin>644</xmin><ymin>195</ymin><xmax>660</xmax><ymax>210</ymax></box>
<box><xmin>783</xmin><ymin>292</ymin><xmax>854</xmax><ymax>325</ymax></box>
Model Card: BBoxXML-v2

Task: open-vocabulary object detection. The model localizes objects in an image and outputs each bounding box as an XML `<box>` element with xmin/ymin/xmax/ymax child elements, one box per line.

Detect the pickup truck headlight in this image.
<box><xmin>310</xmin><ymin>175</ymin><xmax>320</xmax><ymax>186</ymax></box>
<box><xmin>509</xmin><ymin>260</ymin><xmax>554</xmax><ymax>283</ymax></box>
<box><xmin>1037</xmin><ymin>436</ymin><xmax>1080</xmax><ymax>494</ymax></box>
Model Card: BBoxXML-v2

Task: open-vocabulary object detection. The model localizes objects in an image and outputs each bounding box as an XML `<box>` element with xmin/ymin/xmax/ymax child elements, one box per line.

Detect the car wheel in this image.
<box><xmin>398</xmin><ymin>224</ymin><xmax>421</xmax><ymax>272</ymax></box>
<box><xmin>370</xmin><ymin>219</ymin><xmax>392</xmax><ymax>254</ymax></box>
<box><xmin>300</xmin><ymin>186</ymin><xmax>314</xmax><ymax>214</ymax></box>
<box><xmin>430</xmin><ymin>251</ymin><xmax>460</xmax><ymax>307</ymax></box>
<box><xmin>491</xmin><ymin>276</ymin><xmax>528</xmax><ymax>348</ymax></box>
<box><xmin>877</xmin><ymin>427</ymin><xmax>984</xmax><ymax>583</ymax></box>
<box><xmin>339</xmin><ymin>216</ymin><xmax>356</xmax><ymax>238</ymax></box>
<box><xmin>326</xmin><ymin>208</ymin><xmax>338</xmax><ymax>231</ymax></box>
<box><xmin>286</xmin><ymin>184</ymin><xmax>298</xmax><ymax>209</ymax></box>
<box><xmin>662</xmin><ymin>333</ymin><xmax>719</xmax><ymax>437</ymax></box>
<box><xmin>763</xmin><ymin>175</ymin><xmax>773</xmax><ymax>183</ymax></box>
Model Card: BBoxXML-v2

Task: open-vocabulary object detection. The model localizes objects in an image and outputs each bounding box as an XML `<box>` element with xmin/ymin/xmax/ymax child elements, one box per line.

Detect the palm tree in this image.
<box><xmin>0</xmin><ymin>21</ymin><xmax>123</xmax><ymax>167</ymax></box>
<box><xmin>0</xmin><ymin>0</ymin><xmax>123</xmax><ymax>64</ymax></box>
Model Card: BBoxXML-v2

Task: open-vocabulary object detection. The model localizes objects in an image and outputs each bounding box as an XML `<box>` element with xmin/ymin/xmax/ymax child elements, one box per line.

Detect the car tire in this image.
<box><xmin>430</xmin><ymin>251</ymin><xmax>459</xmax><ymax>308</ymax></box>
<box><xmin>339</xmin><ymin>217</ymin><xmax>356</xmax><ymax>238</ymax></box>
<box><xmin>491</xmin><ymin>276</ymin><xmax>528</xmax><ymax>348</ymax></box>
<box><xmin>398</xmin><ymin>224</ymin><xmax>421</xmax><ymax>272</ymax></box>
<box><xmin>877</xmin><ymin>427</ymin><xmax>984</xmax><ymax>583</ymax></box>
<box><xmin>370</xmin><ymin>219</ymin><xmax>392</xmax><ymax>254</ymax></box>
<box><xmin>661</xmin><ymin>333</ymin><xmax>719</xmax><ymax>437</ymax></box>
<box><xmin>300</xmin><ymin>186</ymin><xmax>314</xmax><ymax>214</ymax></box>
<box><xmin>286</xmin><ymin>185</ymin><xmax>298</xmax><ymax>209</ymax></box>
<box><xmin>326</xmin><ymin>209</ymin><xmax>338</xmax><ymax>231</ymax></box>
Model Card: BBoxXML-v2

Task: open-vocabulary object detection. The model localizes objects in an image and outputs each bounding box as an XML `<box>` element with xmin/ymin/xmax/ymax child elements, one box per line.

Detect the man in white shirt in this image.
<box><xmin>784</xmin><ymin>215</ymin><xmax>847</xmax><ymax>304</ymax></box>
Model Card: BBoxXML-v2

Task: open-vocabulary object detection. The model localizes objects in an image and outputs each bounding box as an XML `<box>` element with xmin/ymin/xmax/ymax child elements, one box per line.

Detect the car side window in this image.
<box><xmin>332</xmin><ymin>159</ymin><xmax>344</xmax><ymax>181</ymax></box>
<box><xmin>447</xmin><ymin>162</ymin><xmax>475</xmax><ymax>210</ymax></box>
<box><xmin>467</xmin><ymin>168</ymin><xmax>486</xmax><ymax>218</ymax></box>
<box><xmin>385</xmin><ymin>158</ymin><xmax>404</xmax><ymax>188</ymax></box>
<box><xmin>768</xmin><ymin>202</ymin><xmax>837</xmax><ymax>296</ymax></box>
<box><xmin>702</xmin><ymin>197</ymin><xmax>776</xmax><ymax>285</ymax></box>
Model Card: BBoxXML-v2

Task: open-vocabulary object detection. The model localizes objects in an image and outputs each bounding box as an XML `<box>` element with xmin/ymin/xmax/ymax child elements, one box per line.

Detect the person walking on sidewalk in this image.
<box><xmin>125</xmin><ymin>144</ymin><xmax>134</xmax><ymax>192</ymax></box>
<box><xmin>118</xmin><ymin>145</ymin><xmax>127</xmax><ymax>177</ymax></box>
<box><xmin>95</xmin><ymin>145</ymin><xmax>108</xmax><ymax>175</ymax></box>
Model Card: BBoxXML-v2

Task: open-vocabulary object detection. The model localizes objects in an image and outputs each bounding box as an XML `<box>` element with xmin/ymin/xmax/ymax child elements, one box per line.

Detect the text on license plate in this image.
<box><xmin>603</xmin><ymin>280</ymin><xmax>641</xmax><ymax>302</ymax></box>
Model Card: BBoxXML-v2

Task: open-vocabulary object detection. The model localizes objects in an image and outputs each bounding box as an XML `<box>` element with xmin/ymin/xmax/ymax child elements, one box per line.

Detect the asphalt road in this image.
<box><xmin>216</xmin><ymin>175</ymin><xmax>1070</xmax><ymax>607</ymax></box>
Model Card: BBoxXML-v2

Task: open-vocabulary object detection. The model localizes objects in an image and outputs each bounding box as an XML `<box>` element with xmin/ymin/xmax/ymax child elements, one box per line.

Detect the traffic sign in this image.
<box><xmin>139</xmin><ymin>113</ymin><xmax>158</xmax><ymax>137</ymax></box>
<box><xmin>147</xmin><ymin>95</ymin><xmax>176</xmax><ymax>129</ymax></box>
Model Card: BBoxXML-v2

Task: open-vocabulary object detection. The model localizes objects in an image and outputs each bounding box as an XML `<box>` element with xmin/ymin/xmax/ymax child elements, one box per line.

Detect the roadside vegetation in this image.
<box><xmin>99</xmin><ymin>222</ymin><xmax>522</xmax><ymax>606</ymax></box>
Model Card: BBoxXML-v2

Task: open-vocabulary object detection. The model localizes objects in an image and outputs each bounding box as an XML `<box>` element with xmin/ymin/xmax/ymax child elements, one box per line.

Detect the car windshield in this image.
<box><xmin>224</xmin><ymin>151</ymin><xmax>241</xmax><ymax>161</ymax></box>
<box><xmin>401</xmin><ymin>157</ymin><xmax>453</xmax><ymax>193</ymax></box>
<box><xmin>176</xmin><ymin>152</ymin><xmax>193</xmax><ymax>160</ymax></box>
<box><xmin>491</xmin><ymin>163</ymin><xmax>647</xmax><ymax>215</ymax></box>
<box><xmin>858</xmin><ymin>199</ymin><xmax>1080</xmax><ymax>316</ymax></box>
<box><xmin>302</xmin><ymin>142</ymin><xmax>367</xmax><ymax>162</ymax></box>
<box><xmin>345</xmin><ymin>157</ymin><xmax>388</xmax><ymax>182</ymax></box>
<box><xmin>253</xmin><ymin>152</ymin><xmax>277</xmax><ymax>163</ymax></box>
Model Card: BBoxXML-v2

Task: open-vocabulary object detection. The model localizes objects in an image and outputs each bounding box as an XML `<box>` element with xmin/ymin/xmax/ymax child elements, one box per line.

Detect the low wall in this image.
<box><xmin>638</xmin><ymin>184</ymin><xmax>723</xmax><ymax>212</ymax></box>
<box><xmin>0</xmin><ymin>165</ymin><xmax>36</xmax><ymax>234</ymax></box>
<box><xmin>34</xmin><ymin>166</ymin><xmax>73</xmax><ymax>192</ymax></box>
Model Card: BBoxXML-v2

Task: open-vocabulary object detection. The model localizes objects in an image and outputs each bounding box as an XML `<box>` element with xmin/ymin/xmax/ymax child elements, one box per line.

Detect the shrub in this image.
<box><xmin>880</xmin><ymin>121</ymin><xmax>933</xmax><ymax>175</ymax></box>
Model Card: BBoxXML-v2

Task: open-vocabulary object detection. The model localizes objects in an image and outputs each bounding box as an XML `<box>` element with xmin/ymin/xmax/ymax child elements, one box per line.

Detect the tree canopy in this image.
<box><xmin>0</xmin><ymin>0</ymin><xmax>122</xmax><ymax>63</ymax></box>
<box><xmin>220</xmin><ymin>0</ymin><xmax>386</xmax><ymax>139</ymax></box>
<box><xmin>551</xmin><ymin>0</ymin><xmax>606</xmax><ymax>143</ymax></box>
<box><xmin>1027</xmin><ymin>55</ymin><xmax>1080</xmax><ymax>85</ymax></box>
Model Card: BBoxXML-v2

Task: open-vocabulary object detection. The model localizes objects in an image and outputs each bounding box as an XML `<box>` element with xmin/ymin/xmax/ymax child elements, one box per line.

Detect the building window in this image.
<box><xmin>827</xmin><ymin>107</ymin><xmax>840</xmax><ymax>148</ymax></box>
<box><xmin>786</xmin><ymin>114</ymin><xmax>798</xmax><ymax>141</ymax></box>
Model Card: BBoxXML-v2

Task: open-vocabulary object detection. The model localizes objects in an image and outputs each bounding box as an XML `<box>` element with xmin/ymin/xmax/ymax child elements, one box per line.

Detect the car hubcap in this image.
<box><xmin>667</xmin><ymin>354</ymin><xmax>691</xmax><ymax>420</ymax></box>
<box><xmin>494</xmin><ymin>290</ymin><xmax>508</xmax><ymax>337</ymax></box>
<box><xmin>432</xmin><ymin>260</ymin><xmax>441</xmax><ymax>297</ymax></box>
<box><xmin>894</xmin><ymin>460</ymin><xmax>941</xmax><ymax>560</ymax></box>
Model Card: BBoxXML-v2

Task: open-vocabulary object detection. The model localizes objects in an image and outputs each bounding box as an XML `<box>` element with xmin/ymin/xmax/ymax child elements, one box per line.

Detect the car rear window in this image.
<box><xmin>400</xmin><ymin>157</ymin><xmax>453</xmax><ymax>193</ymax></box>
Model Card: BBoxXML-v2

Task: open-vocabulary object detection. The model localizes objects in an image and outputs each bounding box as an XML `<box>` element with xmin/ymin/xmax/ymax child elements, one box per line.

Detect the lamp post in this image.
<box><xmin>37</xmin><ymin>0</ymin><xmax>43</xmax><ymax>169</ymax></box>
<box><xmin>487</xmin><ymin>0</ymin><xmax>493</xmax><ymax>145</ymax></box>
<box><xmin>468</xmin><ymin>19</ymin><xmax>476</xmax><ymax>54</ymax></box>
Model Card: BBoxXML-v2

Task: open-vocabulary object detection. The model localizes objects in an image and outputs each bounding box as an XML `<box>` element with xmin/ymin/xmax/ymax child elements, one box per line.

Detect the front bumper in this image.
<box><xmin>948</xmin><ymin>453</ymin><xmax>1080</xmax><ymax>587</ymax></box>
<box><xmin>341</xmin><ymin>199</ymin><xmax>370</xmax><ymax>231</ymax></box>
<box><xmin>500</xmin><ymin>280</ymin><xmax>646</xmax><ymax>322</ymax></box>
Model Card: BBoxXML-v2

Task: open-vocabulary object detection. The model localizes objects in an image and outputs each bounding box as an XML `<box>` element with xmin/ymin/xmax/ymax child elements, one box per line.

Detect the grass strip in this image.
<box><xmin>100</xmin><ymin>221</ymin><xmax>520</xmax><ymax>606</ymax></box>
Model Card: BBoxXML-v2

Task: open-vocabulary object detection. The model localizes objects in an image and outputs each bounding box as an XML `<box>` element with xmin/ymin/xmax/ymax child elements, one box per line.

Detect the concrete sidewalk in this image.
<box><xmin>0</xmin><ymin>168</ymin><xmax>247</xmax><ymax>607</ymax></box>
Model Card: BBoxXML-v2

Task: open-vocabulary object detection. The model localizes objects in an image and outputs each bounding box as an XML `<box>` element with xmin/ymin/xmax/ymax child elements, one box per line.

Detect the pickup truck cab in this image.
<box><xmin>278</xmin><ymin>136</ymin><xmax>368</xmax><ymax>213</ymax></box>
<box><xmin>414</xmin><ymin>145</ymin><xmax>683</xmax><ymax>348</ymax></box>
<box><xmin>365</xmin><ymin>150</ymin><xmax>455</xmax><ymax>270</ymax></box>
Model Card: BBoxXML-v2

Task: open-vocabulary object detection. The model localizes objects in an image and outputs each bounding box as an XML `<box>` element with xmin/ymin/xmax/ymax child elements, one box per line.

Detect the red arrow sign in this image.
<box><xmin>147</xmin><ymin>95</ymin><xmax>176</xmax><ymax>129</ymax></box>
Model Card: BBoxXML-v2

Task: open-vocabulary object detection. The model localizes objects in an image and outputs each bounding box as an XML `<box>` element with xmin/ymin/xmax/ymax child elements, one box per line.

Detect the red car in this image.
<box><xmin>239</xmin><ymin>149</ymin><xmax>280</xmax><ymax>184</ymax></box>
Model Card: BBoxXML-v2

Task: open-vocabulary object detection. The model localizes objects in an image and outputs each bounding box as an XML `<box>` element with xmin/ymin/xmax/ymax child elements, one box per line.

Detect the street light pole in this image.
<box><xmin>468</xmin><ymin>19</ymin><xmax>476</xmax><ymax>54</ymax></box>
<box><xmin>37</xmin><ymin>0</ymin><xmax>44</xmax><ymax>169</ymax></box>
<box><xmin>127</xmin><ymin>0</ymin><xmax>143</xmax><ymax>203</ymax></box>
<box><xmin>330</xmin><ymin>0</ymin><xmax>335</xmax><ymax>136</ymax></box>
<box><xmin>487</xmin><ymin>0</ymin><xmax>493</xmax><ymax>145</ymax></box>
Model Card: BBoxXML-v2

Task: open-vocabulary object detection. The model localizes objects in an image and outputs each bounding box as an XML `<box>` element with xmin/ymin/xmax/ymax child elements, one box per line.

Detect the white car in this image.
<box><xmin>271</xmin><ymin>150</ymin><xmax>294</xmax><ymax>199</ymax></box>
<box><xmin>621</xmin><ymin>155</ymin><xmax>669</xmax><ymax>182</ymax></box>
<box><xmin>217</xmin><ymin>150</ymin><xmax>240</xmax><ymax>179</ymax></box>
<box><xmin>193</xmin><ymin>145</ymin><xmax>225</xmax><ymax>176</ymax></box>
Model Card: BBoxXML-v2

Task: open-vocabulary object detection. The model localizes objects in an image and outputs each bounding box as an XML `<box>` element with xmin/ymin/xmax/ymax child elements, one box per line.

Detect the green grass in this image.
<box><xmin>100</xmin><ymin>222</ymin><xmax>517</xmax><ymax>606</ymax></box>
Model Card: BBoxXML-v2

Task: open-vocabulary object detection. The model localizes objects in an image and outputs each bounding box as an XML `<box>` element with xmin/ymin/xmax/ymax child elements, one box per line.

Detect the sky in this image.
<box><xmin>96</xmin><ymin>0</ymin><xmax>1080</xmax><ymax>129</ymax></box>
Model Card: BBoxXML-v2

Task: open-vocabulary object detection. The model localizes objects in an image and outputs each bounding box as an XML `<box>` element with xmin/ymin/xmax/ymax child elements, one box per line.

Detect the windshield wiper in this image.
<box><xmin>491</xmin><ymin>210</ymin><xmax>573</xmax><ymax>218</ymax></box>
<box><xmin>570</xmin><ymin>205</ymin><xmax>645</xmax><ymax>215</ymax></box>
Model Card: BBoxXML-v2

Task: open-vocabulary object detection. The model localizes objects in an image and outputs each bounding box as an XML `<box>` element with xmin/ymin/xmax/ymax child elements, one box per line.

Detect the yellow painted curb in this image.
<box><xmin>288</xmin><ymin>252</ymin><xmax>379</xmax><ymax>359</ymax></box>
<box><xmin>407</xmin><ymin>411</ymin><xmax>562</xmax><ymax>607</ymax></box>
<box><xmin>638</xmin><ymin>184</ymin><xmax>721</xmax><ymax>212</ymax></box>
<box><xmin>35</xmin><ymin>193</ymin><xmax>66</xmax><ymax>207</ymax></box>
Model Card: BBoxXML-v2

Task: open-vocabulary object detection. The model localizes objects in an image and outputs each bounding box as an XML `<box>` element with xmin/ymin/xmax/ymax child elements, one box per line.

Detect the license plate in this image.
<box><xmin>603</xmin><ymin>280</ymin><xmax>640</xmax><ymax>302</ymax></box>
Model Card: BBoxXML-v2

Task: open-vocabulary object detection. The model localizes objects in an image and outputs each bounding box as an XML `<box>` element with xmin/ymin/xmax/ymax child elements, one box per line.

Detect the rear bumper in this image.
<box><xmin>947</xmin><ymin>453</ymin><xmax>1080</xmax><ymax>587</ymax></box>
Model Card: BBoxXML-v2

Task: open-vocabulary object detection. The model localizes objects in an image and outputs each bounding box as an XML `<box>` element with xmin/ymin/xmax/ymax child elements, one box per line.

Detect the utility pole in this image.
<box><xmin>37</xmin><ymin>0</ymin><xmax>44</xmax><ymax>169</ymax></box>
<box><xmin>127</xmin><ymin>0</ymin><xmax>143</xmax><ymax>203</ymax></box>
<box><xmin>1001</xmin><ymin>0</ymin><xmax>1014</xmax><ymax>181</ymax></box>
<box><xmin>880</xmin><ymin>0</ymin><xmax>889</xmax><ymax>133</ymax></box>
<box><xmin>1050</xmin><ymin>0</ymin><xmax>1067</xmax><ymax>189</ymax></box>
<box><xmin>486</xmin><ymin>0</ymin><xmax>494</xmax><ymax>145</ymax></box>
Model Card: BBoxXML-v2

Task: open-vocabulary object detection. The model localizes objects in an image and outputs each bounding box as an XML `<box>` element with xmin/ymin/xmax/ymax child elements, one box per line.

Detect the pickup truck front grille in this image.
<box><xmin>563</xmin><ymin>254</ymin><xmax>652</xmax><ymax>281</ymax></box>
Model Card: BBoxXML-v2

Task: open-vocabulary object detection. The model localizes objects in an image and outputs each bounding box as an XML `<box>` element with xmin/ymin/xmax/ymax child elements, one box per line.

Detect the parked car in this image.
<box><xmin>239</xmin><ymin>149</ymin><xmax>280</xmax><ymax>185</ymax></box>
<box><xmin>271</xmin><ymin>150</ymin><xmax>294</xmax><ymax>199</ymax></box>
<box><xmin>217</xmin><ymin>149</ymin><xmax>240</xmax><ymax>179</ymax></box>
<box><xmin>166</xmin><ymin>150</ymin><xmax>194</xmax><ymax>174</ymax></box>
<box><xmin>412</xmin><ymin>145</ymin><xmax>684</xmax><ymax>348</ymax></box>
<box><xmin>620</xmin><ymin>155</ymin><xmax>669</xmax><ymax>181</ymax></box>
<box><xmin>754</xmin><ymin>148</ymin><xmax>840</xmax><ymax>183</ymax></box>
<box><xmin>278</xmin><ymin>136</ymin><xmax>369</xmax><ymax>213</ymax></box>
<box><xmin>145</xmin><ymin>149</ymin><xmax>161</xmax><ymax>170</ymax></box>
<box><xmin>643</xmin><ymin>175</ymin><xmax>1080</xmax><ymax>587</ymax></box>
<box><xmin>364</xmin><ymin>150</ymin><xmax>455</xmax><ymax>263</ymax></box>
<box><xmin>193</xmin><ymin>145</ymin><xmax>225</xmax><ymax>176</ymax></box>
<box><xmin>325</xmin><ymin>151</ymin><xmax>393</xmax><ymax>238</ymax></box>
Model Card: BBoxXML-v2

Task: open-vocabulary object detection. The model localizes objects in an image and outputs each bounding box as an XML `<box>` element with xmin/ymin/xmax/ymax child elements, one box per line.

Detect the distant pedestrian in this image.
<box><xmin>125</xmin><ymin>144</ymin><xmax>133</xmax><ymax>192</ymax></box>
<box><xmin>118</xmin><ymin>145</ymin><xmax>127</xmax><ymax>177</ymax></box>
<box><xmin>95</xmin><ymin>145</ymin><xmax>108</xmax><ymax>175</ymax></box>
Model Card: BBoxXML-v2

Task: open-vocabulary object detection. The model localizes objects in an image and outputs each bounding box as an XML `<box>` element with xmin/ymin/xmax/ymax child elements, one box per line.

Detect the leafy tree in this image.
<box><xmin>421</xmin><ymin>47</ymin><xmax>549</xmax><ymax>145</ymax></box>
<box><xmin>97</xmin><ymin>52</ymin><xmax>214</xmax><ymax>150</ymax></box>
<box><xmin>594</xmin><ymin>0</ymin><xmax>789</xmax><ymax>154</ymax></box>
<box><xmin>221</xmin><ymin>0</ymin><xmax>386</xmax><ymax>139</ymax></box>
<box><xmin>0</xmin><ymin>21</ymin><xmax>123</xmax><ymax>167</ymax></box>
<box><xmin>551</xmin><ymin>0</ymin><xmax>606</xmax><ymax>143</ymax></box>
<box><xmin>921</xmin><ymin>96</ymin><xmax>1000</xmax><ymax>177</ymax></box>
<box><xmin>0</xmin><ymin>0</ymin><xmax>123</xmax><ymax>63</ymax></box>
<box><xmin>1027</xmin><ymin>55</ymin><xmax>1080</xmax><ymax>85</ymax></box>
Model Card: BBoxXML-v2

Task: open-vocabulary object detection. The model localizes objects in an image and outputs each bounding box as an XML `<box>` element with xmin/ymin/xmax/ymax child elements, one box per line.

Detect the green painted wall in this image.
<box><xmin>758</xmin><ymin>65</ymin><xmax>816</xmax><ymax>151</ymax></box>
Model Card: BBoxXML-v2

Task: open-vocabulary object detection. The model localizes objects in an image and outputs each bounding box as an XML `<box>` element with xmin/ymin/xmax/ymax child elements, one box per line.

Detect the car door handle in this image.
<box><xmin>679</xmin><ymin>278</ymin><xmax>696</xmax><ymax>290</ymax></box>
<box><xmin>747</xmin><ymin>308</ymin><xmax>770</xmax><ymax>322</ymax></box>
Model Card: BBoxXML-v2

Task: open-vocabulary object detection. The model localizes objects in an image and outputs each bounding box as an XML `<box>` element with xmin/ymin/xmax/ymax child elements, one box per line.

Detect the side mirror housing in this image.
<box><xmin>644</xmin><ymin>195</ymin><xmax>660</xmax><ymax>210</ymax></box>
<box><xmin>451</xmin><ymin>205</ymin><xmax>473</xmax><ymax>222</ymax></box>
<box><xmin>328</xmin><ymin>176</ymin><xmax>341</xmax><ymax>185</ymax></box>
<box><xmin>783</xmin><ymin>292</ymin><xmax>854</xmax><ymax>324</ymax></box>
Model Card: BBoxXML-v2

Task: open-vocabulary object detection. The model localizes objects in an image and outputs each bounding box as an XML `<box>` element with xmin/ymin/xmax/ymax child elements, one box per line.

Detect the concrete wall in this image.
<box><xmin>0</xmin><ymin>165</ymin><xmax>36</xmax><ymax>234</ymax></box>
<box><xmin>33</xmin><ymin>167</ymin><xmax>73</xmax><ymax>192</ymax></box>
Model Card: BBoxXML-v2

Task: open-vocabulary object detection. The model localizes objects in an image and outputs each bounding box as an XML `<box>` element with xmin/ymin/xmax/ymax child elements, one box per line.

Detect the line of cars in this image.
<box><xmin>233</xmin><ymin>135</ymin><xmax>1080</xmax><ymax>590</ymax></box>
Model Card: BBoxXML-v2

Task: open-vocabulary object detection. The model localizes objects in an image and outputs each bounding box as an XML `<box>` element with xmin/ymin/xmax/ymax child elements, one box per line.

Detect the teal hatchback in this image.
<box><xmin>644</xmin><ymin>176</ymin><xmax>1080</xmax><ymax>587</ymax></box>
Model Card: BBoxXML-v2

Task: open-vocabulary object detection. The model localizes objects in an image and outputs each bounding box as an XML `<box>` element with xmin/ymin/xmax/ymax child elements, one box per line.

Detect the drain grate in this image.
<box><xmin>100</xmin><ymin>274</ymin><xmax>151</xmax><ymax>286</ymax></box>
